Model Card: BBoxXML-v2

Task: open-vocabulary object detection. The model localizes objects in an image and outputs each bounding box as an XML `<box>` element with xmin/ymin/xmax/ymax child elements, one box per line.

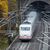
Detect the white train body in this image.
<box><xmin>19</xmin><ymin>11</ymin><xmax>39</xmax><ymax>40</ymax></box>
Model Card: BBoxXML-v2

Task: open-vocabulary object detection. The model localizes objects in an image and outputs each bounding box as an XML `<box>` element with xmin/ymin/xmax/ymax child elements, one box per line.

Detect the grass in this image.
<box><xmin>0</xmin><ymin>34</ymin><xmax>9</xmax><ymax>50</ymax></box>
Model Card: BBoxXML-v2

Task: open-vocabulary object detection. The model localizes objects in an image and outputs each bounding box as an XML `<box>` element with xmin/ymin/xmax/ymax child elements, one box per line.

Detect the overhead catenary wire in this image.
<box><xmin>0</xmin><ymin>12</ymin><xmax>17</xmax><ymax>27</ymax></box>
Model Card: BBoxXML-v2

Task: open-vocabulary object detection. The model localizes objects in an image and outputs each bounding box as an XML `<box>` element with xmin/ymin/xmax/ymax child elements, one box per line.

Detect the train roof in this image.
<box><xmin>23</xmin><ymin>11</ymin><xmax>37</xmax><ymax>24</ymax></box>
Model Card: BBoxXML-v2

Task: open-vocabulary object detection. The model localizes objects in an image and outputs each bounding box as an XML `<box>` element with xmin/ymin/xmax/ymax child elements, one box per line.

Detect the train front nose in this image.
<box><xmin>19</xmin><ymin>25</ymin><xmax>32</xmax><ymax>39</ymax></box>
<box><xmin>19</xmin><ymin>31</ymin><xmax>32</xmax><ymax>39</ymax></box>
<box><xmin>19</xmin><ymin>35</ymin><xmax>32</xmax><ymax>39</ymax></box>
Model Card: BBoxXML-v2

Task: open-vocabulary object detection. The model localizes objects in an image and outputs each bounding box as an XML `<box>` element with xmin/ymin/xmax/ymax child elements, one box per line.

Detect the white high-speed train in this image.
<box><xmin>19</xmin><ymin>11</ymin><xmax>39</xmax><ymax>40</ymax></box>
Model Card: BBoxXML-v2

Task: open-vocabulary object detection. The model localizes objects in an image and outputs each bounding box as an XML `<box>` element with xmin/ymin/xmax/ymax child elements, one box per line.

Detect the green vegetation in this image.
<box><xmin>0</xmin><ymin>34</ymin><xmax>9</xmax><ymax>50</ymax></box>
<box><xmin>0</xmin><ymin>0</ymin><xmax>17</xmax><ymax>50</ymax></box>
<box><xmin>8</xmin><ymin>0</ymin><xmax>17</xmax><ymax>11</ymax></box>
<box><xmin>11</xmin><ymin>0</ymin><xmax>16</xmax><ymax>3</ymax></box>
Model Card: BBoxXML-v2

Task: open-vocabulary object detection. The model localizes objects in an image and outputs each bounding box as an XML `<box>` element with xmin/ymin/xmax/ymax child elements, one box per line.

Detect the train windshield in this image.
<box><xmin>23</xmin><ymin>22</ymin><xmax>31</xmax><ymax>24</ymax></box>
<box><xmin>21</xmin><ymin>27</ymin><xmax>30</xmax><ymax>31</ymax></box>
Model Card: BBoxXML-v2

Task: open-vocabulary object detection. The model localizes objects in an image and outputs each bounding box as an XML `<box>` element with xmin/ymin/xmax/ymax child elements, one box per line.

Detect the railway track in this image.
<box><xmin>8</xmin><ymin>39</ymin><xmax>36</xmax><ymax>50</ymax></box>
<box><xmin>8</xmin><ymin>37</ymin><xmax>40</xmax><ymax>50</ymax></box>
